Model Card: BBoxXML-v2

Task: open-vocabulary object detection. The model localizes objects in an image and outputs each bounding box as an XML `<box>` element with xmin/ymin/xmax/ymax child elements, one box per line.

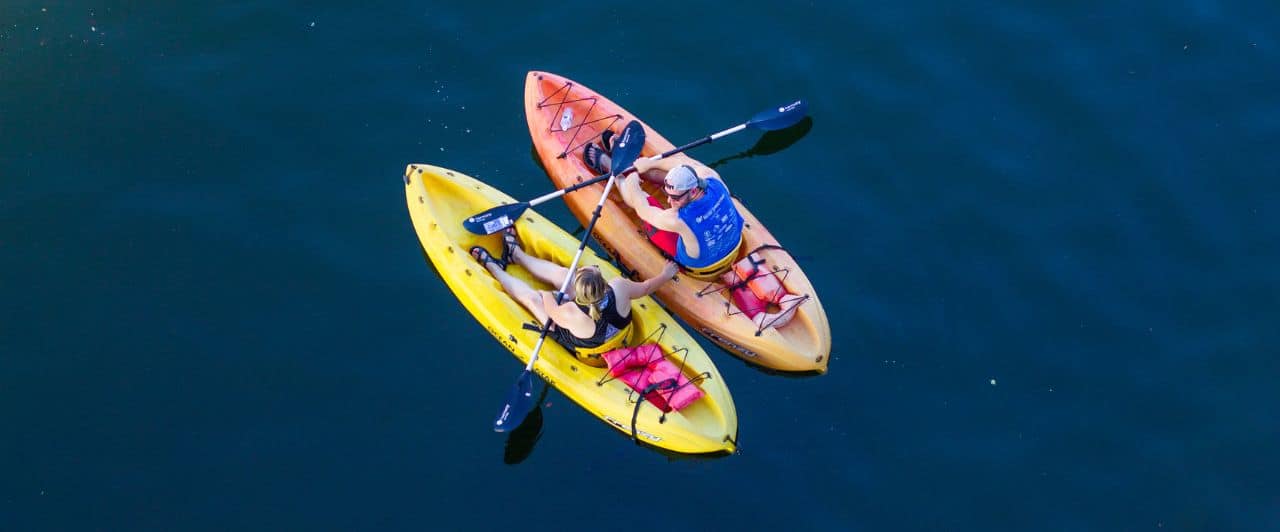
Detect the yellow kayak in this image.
<box><xmin>403</xmin><ymin>163</ymin><xmax>738</xmax><ymax>454</ymax></box>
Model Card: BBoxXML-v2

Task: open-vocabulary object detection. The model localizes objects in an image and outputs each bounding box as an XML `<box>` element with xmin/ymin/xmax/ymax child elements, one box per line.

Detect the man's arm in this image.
<box><xmin>619</xmin><ymin>173</ymin><xmax>683</xmax><ymax>232</ymax></box>
<box><xmin>632</xmin><ymin>156</ymin><xmax>683</xmax><ymax>175</ymax></box>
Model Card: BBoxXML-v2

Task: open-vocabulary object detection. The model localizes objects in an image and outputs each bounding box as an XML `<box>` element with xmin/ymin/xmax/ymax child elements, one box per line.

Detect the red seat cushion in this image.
<box><xmin>601</xmin><ymin>343</ymin><xmax>704</xmax><ymax>412</ymax></box>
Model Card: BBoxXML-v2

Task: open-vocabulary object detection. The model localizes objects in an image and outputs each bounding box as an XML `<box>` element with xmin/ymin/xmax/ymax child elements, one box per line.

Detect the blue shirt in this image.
<box><xmin>674</xmin><ymin>178</ymin><xmax>744</xmax><ymax>268</ymax></box>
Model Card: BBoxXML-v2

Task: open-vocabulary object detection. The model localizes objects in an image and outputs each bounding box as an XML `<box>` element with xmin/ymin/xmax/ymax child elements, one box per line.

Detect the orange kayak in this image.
<box><xmin>524</xmin><ymin>71</ymin><xmax>831</xmax><ymax>372</ymax></box>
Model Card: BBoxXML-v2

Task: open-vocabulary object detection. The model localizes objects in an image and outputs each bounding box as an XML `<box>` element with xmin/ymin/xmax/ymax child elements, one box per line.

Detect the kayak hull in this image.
<box><xmin>404</xmin><ymin>163</ymin><xmax>738</xmax><ymax>454</ymax></box>
<box><xmin>524</xmin><ymin>71</ymin><xmax>832</xmax><ymax>372</ymax></box>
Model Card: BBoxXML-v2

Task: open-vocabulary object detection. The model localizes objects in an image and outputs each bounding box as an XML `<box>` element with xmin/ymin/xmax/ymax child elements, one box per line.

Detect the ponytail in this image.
<box><xmin>573</xmin><ymin>268</ymin><xmax>607</xmax><ymax>321</ymax></box>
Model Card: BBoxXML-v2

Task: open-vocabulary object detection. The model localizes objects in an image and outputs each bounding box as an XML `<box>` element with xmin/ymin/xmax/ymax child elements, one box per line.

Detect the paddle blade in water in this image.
<box><xmin>747</xmin><ymin>116</ymin><xmax>813</xmax><ymax>156</ymax></box>
<box><xmin>463</xmin><ymin>202</ymin><xmax>527</xmax><ymax>235</ymax></box>
<box><xmin>502</xmin><ymin>385</ymin><xmax>549</xmax><ymax>464</ymax></box>
<box><xmin>493</xmin><ymin>370</ymin><xmax>536</xmax><ymax>432</ymax></box>
<box><xmin>749</xmin><ymin>100</ymin><xmax>808</xmax><ymax>131</ymax></box>
<box><xmin>707</xmin><ymin>116</ymin><xmax>813</xmax><ymax>169</ymax></box>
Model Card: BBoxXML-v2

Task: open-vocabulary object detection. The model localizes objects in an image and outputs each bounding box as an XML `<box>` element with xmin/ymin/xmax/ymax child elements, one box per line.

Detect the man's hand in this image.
<box><xmin>632</xmin><ymin>157</ymin><xmax>656</xmax><ymax>174</ymax></box>
<box><xmin>619</xmin><ymin>172</ymin><xmax>643</xmax><ymax>208</ymax></box>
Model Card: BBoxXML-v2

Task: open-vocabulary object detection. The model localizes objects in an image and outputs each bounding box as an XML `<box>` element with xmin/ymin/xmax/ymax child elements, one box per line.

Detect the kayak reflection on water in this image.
<box><xmin>503</xmin><ymin>385</ymin><xmax>549</xmax><ymax>465</ymax></box>
<box><xmin>708</xmin><ymin>116</ymin><xmax>813</xmax><ymax>170</ymax></box>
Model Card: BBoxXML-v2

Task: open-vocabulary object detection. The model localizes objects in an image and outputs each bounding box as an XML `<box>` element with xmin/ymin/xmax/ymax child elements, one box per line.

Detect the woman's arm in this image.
<box><xmin>540</xmin><ymin>291</ymin><xmax>594</xmax><ymax>338</ymax></box>
<box><xmin>613</xmin><ymin>261</ymin><xmax>679</xmax><ymax>303</ymax></box>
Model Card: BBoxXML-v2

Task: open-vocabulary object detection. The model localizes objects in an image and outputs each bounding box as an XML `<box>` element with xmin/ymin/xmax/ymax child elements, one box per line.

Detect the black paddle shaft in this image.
<box><xmin>557</xmin><ymin>136</ymin><xmax>716</xmax><ymax>194</ymax></box>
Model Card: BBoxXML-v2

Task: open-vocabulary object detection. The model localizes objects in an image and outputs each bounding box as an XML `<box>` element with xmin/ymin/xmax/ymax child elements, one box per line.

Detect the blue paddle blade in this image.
<box><xmin>749</xmin><ymin>100</ymin><xmax>808</xmax><ymax>131</ymax></box>
<box><xmin>609</xmin><ymin>121</ymin><xmax>646</xmax><ymax>173</ymax></box>
<box><xmin>493</xmin><ymin>369</ymin><xmax>536</xmax><ymax>432</ymax></box>
<box><xmin>503</xmin><ymin>384</ymin><xmax>548</xmax><ymax>464</ymax></box>
<box><xmin>463</xmin><ymin>202</ymin><xmax>528</xmax><ymax>235</ymax></box>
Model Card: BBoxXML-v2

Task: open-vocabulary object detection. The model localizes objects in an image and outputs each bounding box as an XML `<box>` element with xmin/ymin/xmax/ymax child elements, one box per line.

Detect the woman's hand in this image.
<box><xmin>661</xmin><ymin>260</ymin><xmax>679</xmax><ymax>280</ymax></box>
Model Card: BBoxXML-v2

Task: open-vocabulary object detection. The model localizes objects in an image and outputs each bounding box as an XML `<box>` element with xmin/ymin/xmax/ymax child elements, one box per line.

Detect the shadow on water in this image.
<box><xmin>503</xmin><ymin>384</ymin><xmax>550</xmax><ymax>465</ymax></box>
<box><xmin>417</xmin><ymin>243</ymin><xmax>444</xmax><ymax>281</ymax></box>
<box><xmin>502</xmin><ymin>386</ymin><xmax>735</xmax><ymax>464</ymax></box>
<box><xmin>529</xmin><ymin>143</ymin><xmax>549</xmax><ymax>176</ymax></box>
<box><xmin>713</xmin><ymin>342</ymin><xmax>826</xmax><ymax>379</ymax></box>
<box><xmin>633</xmin><ymin>439</ymin><xmax>734</xmax><ymax>462</ymax></box>
<box><xmin>708</xmin><ymin>116</ymin><xmax>813</xmax><ymax>170</ymax></box>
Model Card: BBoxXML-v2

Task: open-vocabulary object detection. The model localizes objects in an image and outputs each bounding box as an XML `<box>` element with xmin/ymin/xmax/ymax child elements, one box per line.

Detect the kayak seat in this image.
<box><xmin>720</xmin><ymin>252</ymin><xmax>802</xmax><ymax>330</ymax></box>
<box><xmin>602</xmin><ymin>344</ymin><xmax>703</xmax><ymax>412</ymax></box>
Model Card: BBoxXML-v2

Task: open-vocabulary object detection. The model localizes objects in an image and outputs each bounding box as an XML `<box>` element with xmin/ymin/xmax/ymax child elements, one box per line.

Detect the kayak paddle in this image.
<box><xmin>493</xmin><ymin>120</ymin><xmax>646</xmax><ymax>432</ymax></box>
<box><xmin>463</xmin><ymin>100</ymin><xmax>809</xmax><ymax>235</ymax></box>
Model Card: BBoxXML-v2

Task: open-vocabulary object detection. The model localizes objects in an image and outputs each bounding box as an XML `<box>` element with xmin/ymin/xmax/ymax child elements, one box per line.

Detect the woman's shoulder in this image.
<box><xmin>608</xmin><ymin>277</ymin><xmax>641</xmax><ymax>302</ymax></box>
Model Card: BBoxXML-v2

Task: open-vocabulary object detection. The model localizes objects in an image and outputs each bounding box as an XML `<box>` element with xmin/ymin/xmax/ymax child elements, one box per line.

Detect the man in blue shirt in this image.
<box><xmin>616</xmin><ymin>156</ymin><xmax>745</xmax><ymax>278</ymax></box>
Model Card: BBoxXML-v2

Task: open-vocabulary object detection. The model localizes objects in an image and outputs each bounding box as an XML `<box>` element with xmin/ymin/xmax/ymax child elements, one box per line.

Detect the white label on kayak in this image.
<box><xmin>604</xmin><ymin>416</ymin><xmax>663</xmax><ymax>442</ymax></box>
<box><xmin>559</xmin><ymin>108</ymin><xmax>574</xmax><ymax>131</ymax></box>
<box><xmin>701</xmin><ymin>327</ymin><xmax>758</xmax><ymax>358</ymax></box>
<box><xmin>483</xmin><ymin>216</ymin><xmax>511</xmax><ymax>234</ymax></box>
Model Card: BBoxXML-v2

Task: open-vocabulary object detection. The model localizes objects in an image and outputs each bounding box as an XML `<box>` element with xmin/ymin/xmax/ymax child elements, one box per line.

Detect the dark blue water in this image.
<box><xmin>4</xmin><ymin>2</ymin><xmax>1279</xmax><ymax>530</ymax></box>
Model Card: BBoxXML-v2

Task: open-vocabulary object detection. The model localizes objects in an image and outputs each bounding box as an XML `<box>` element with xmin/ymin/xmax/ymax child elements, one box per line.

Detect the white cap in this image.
<box><xmin>664</xmin><ymin>165</ymin><xmax>700</xmax><ymax>192</ymax></box>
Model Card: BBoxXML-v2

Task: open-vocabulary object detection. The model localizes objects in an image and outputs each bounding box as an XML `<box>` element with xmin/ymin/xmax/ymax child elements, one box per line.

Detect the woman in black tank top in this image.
<box><xmin>555</xmin><ymin>283</ymin><xmax>631</xmax><ymax>350</ymax></box>
<box><xmin>471</xmin><ymin>227</ymin><xmax>679</xmax><ymax>354</ymax></box>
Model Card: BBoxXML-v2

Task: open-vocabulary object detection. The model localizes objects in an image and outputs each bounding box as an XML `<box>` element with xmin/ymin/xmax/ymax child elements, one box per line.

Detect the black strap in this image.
<box><xmin>535</xmin><ymin>80</ymin><xmax>623</xmax><ymax>159</ymax></box>
<box><xmin>753</xmin><ymin>294</ymin><xmax>810</xmax><ymax>336</ymax></box>
<box><xmin>595</xmin><ymin>324</ymin><xmax>668</xmax><ymax>387</ymax></box>
<box><xmin>695</xmin><ymin>243</ymin><xmax>792</xmax><ymax>296</ymax></box>
<box><xmin>524</xmin><ymin>321</ymin><xmax>579</xmax><ymax>355</ymax></box>
<box><xmin>628</xmin><ymin>371</ymin><xmax>712</xmax><ymax>444</ymax></box>
<box><xmin>725</xmin><ymin>244</ymin><xmax>787</xmax><ymax>290</ymax></box>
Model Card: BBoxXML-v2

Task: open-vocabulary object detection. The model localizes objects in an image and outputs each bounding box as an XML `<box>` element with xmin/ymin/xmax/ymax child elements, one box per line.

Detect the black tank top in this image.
<box><xmin>572</xmin><ymin>287</ymin><xmax>631</xmax><ymax>346</ymax></box>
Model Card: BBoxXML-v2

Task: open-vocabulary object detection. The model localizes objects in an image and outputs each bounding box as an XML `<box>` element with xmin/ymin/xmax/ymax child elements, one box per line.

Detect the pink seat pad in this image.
<box><xmin>602</xmin><ymin>344</ymin><xmax>704</xmax><ymax>412</ymax></box>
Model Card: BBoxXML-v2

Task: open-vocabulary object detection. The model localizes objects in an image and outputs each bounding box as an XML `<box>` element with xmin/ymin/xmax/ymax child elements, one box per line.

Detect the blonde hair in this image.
<box><xmin>573</xmin><ymin>267</ymin><xmax>607</xmax><ymax>321</ymax></box>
